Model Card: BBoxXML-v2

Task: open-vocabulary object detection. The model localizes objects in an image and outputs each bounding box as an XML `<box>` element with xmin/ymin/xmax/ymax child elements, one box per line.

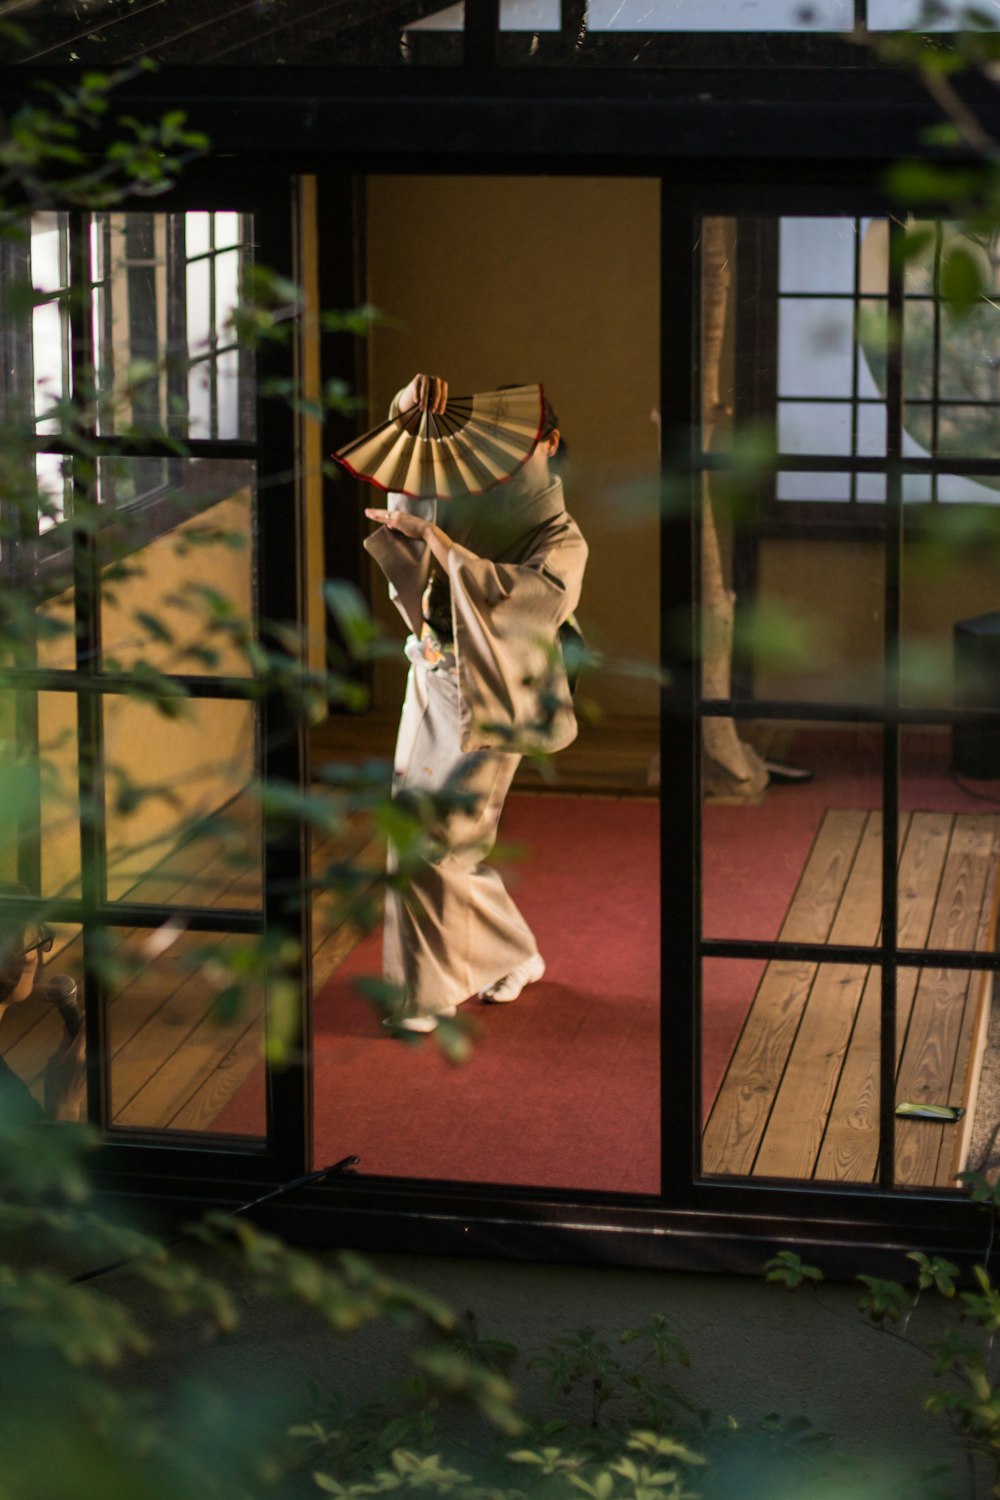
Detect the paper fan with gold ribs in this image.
<box><xmin>333</xmin><ymin>384</ymin><xmax>546</xmax><ymax>502</ymax></box>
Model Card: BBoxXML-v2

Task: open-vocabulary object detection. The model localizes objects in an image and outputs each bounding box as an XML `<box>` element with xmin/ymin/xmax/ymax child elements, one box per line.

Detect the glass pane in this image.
<box><xmin>726</xmin><ymin>525</ymin><xmax>884</xmax><ymax>703</ymax></box>
<box><xmin>93</xmin><ymin>210</ymin><xmax>254</xmax><ymax>441</ymax></box>
<box><xmin>186</xmin><ymin>256</ymin><xmax>212</xmax><ymax>352</ymax></box>
<box><xmin>778</xmin><ymin>299</ymin><xmax>855</xmax><ymax>398</ymax></box>
<box><xmin>936</xmin><ymin>406</ymin><xmax>1000</xmax><ymax>460</ymax></box>
<box><xmin>213</xmin><ymin>212</ymin><xmax>241</xmax><ymax>251</ymax></box>
<box><xmin>214</xmin><ymin>249</ymin><xmax>240</xmax><ymax>339</ymax></box>
<box><xmin>901</xmin><ymin>484</ymin><xmax>1000</xmax><ymax>707</ymax></box>
<box><xmin>588</xmin><ymin>0</ymin><xmax>852</xmax><ymax>27</ymax></box>
<box><xmin>99</xmin><ymin>458</ymin><xmax>256</xmax><ymax>677</ymax></box>
<box><xmin>702</xmin><ymin>958</ymin><xmax>876</xmax><ymax>1182</ymax></box>
<box><xmin>344</xmin><ymin>171</ymin><xmax>661</xmax><ymax>1190</ymax></box>
<box><xmin>106</xmin><ymin>926</ymin><xmax>265</xmax><ymax>1136</ymax></box>
<box><xmin>0</xmin><ymin>8</ymin><xmax>433</xmax><ymax>65</ymax></box>
<box><xmin>779</xmin><ymin>217</ymin><xmax>856</xmax><ymax>294</ymax></box>
<box><xmin>895</xmin><ymin>967</ymin><xmax>992</xmax><ymax>1191</ymax></box>
<box><xmin>775</xmin><ymin>470</ymin><xmax>851</xmax><ymax>501</ymax></box>
<box><xmin>308</xmin><ymin>787</ymin><xmax>660</xmax><ymax>1194</ymax></box>
<box><xmin>0</xmin><ymin>918</ymin><xmax>86</xmax><ymax>1123</ymax></box>
<box><xmin>701</xmin><ymin>217</ymin><xmax>886</xmax><ymax>704</ymax></box>
<box><xmin>186</xmin><ymin>213</ymin><xmax>211</xmax><ymax>259</ymax></box>
<box><xmin>32</xmin><ymin>301</ymin><xmax>65</xmax><ymax>433</ymax></box>
<box><xmin>869</xmin><ymin>0</ymin><xmax>954</xmax><ymax>27</ymax></box>
<box><xmin>778</xmin><ymin>401</ymin><xmax>852</xmax><ymax>453</ymax></box>
<box><xmin>102</xmin><ymin>698</ymin><xmax>261</xmax><ymax>909</ymax></box>
<box><xmin>702</xmin><ymin>723</ymin><xmax>883</xmax><ymax>944</ymax></box>
<box><xmin>894</xmin><ymin>720</ymin><xmax>999</xmax><ymax>1188</ymax></box>
<box><xmin>0</xmin><ymin>691</ymin><xmax>80</xmax><ymax>901</ymax></box>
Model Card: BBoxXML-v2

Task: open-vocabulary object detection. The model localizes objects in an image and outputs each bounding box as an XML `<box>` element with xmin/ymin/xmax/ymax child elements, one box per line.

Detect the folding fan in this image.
<box><xmin>333</xmin><ymin>384</ymin><xmax>546</xmax><ymax>502</ymax></box>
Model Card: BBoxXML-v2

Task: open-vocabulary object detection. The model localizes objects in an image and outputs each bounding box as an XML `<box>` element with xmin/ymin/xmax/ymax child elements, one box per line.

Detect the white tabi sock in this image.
<box><xmin>478</xmin><ymin>952</ymin><xmax>546</xmax><ymax>1004</ymax></box>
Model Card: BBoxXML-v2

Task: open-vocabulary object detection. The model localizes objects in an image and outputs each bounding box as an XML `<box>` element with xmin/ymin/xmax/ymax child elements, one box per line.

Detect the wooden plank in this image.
<box><xmin>110</xmin><ymin>934</ymin><xmax>246</xmax><ymax>1124</ymax></box>
<box><xmin>938</xmin><ymin>825</ymin><xmax>1000</xmax><ymax>1187</ymax></box>
<box><xmin>895</xmin><ymin>814</ymin><xmax>998</xmax><ymax>1187</ymax></box>
<box><xmin>116</xmin><ymin>993</ymin><xmax>264</xmax><ymax>1130</ymax></box>
<box><xmin>753</xmin><ymin>812</ymin><xmax>886</xmax><ymax>1179</ymax></box>
<box><xmin>776</xmin><ymin>809</ymin><xmax>870</xmax><ymax>945</ymax></box>
<box><xmin>815</xmin><ymin>811</ymin><xmax>953</xmax><ymax>1182</ymax></box>
<box><xmin>167</xmin><ymin>1016</ymin><xmax>265</xmax><ymax>1133</ymax></box>
<box><xmin>702</xmin><ymin>806</ymin><xmax>868</xmax><ymax>1176</ymax></box>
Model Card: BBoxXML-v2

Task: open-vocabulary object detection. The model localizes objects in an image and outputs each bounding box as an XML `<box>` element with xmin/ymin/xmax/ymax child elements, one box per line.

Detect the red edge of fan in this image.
<box><xmin>333</xmin><ymin>384</ymin><xmax>547</xmax><ymax>502</ymax></box>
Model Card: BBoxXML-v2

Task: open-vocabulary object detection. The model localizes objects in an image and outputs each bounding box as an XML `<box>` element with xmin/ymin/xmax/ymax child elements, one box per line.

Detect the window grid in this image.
<box><xmin>700</xmin><ymin>213</ymin><xmax>1000</xmax><ymax>1199</ymax></box>
<box><xmin>761</xmin><ymin>217</ymin><xmax>1000</xmax><ymax>522</ymax></box>
<box><xmin>1</xmin><ymin>201</ymin><xmax>270</xmax><ymax>1147</ymax></box>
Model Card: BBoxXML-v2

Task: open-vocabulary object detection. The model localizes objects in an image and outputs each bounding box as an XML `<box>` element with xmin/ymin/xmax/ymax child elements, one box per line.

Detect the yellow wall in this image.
<box><xmin>363</xmin><ymin>174</ymin><xmax>662</xmax><ymax>720</ymax></box>
<box><xmin>33</xmin><ymin>493</ymin><xmax>255</xmax><ymax>903</ymax></box>
<box><xmin>754</xmin><ymin>538</ymin><xmax>1000</xmax><ymax>705</ymax></box>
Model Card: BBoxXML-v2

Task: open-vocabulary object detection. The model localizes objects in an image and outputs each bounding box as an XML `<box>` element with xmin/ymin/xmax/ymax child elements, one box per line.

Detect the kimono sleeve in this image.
<box><xmin>446</xmin><ymin>523</ymin><xmax>588</xmax><ymax>754</ymax></box>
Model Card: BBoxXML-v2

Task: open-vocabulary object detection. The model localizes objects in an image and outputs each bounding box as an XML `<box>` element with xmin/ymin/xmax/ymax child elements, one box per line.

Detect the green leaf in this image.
<box><xmin>764</xmin><ymin>1251</ymin><xmax>823</xmax><ymax>1289</ymax></box>
<box><xmin>324</xmin><ymin>579</ymin><xmax>379</xmax><ymax>658</ymax></box>
<box><xmin>939</xmin><ymin>243</ymin><xmax>984</xmax><ymax>314</ymax></box>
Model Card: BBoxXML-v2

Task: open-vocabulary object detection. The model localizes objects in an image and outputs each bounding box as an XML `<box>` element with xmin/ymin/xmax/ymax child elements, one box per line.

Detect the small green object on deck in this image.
<box><xmin>895</xmin><ymin>1102</ymin><xmax>965</xmax><ymax>1123</ymax></box>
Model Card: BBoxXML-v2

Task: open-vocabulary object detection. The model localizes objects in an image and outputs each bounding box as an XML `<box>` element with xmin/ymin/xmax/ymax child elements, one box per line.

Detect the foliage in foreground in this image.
<box><xmin>1</xmin><ymin>1104</ymin><xmax>967</xmax><ymax>1500</ymax></box>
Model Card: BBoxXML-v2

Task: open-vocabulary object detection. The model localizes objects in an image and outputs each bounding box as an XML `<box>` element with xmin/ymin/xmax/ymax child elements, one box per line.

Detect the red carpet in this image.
<box><xmin>215</xmin><ymin>733</ymin><xmax>998</xmax><ymax>1195</ymax></box>
<box><xmin>217</xmin><ymin>796</ymin><xmax>662</xmax><ymax>1195</ymax></box>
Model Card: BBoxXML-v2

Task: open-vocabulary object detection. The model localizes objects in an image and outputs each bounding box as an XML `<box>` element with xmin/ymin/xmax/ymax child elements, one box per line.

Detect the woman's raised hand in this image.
<box><xmin>398</xmin><ymin>373</ymin><xmax>448</xmax><ymax>416</ymax></box>
<box><xmin>364</xmin><ymin>507</ymin><xmax>430</xmax><ymax>538</ymax></box>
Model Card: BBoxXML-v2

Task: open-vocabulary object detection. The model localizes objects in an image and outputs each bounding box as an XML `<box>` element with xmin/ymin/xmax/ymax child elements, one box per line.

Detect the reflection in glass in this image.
<box><xmin>895</xmin><ymin>966</ymin><xmax>994</xmax><ymax>1191</ymax></box>
<box><xmin>102</xmin><ymin>698</ymin><xmax>261</xmax><ymax>909</ymax></box>
<box><xmin>0</xmin><ymin>691</ymin><xmax>80</xmax><ymax>901</ymax></box>
<box><xmin>702</xmin><ymin>724</ymin><xmax>883</xmax><ymax>941</ymax></box>
<box><xmin>740</xmin><ymin>532</ymin><xmax>884</xmax><ymax>703</ymax></box>
<box><xmin>107</xmin><ymin>927</ymin><xmax>265</xmax><ymax>1136</ymax></box>
<box><xmin>779</xmin><ymin>216</ymin><xmax>856</xmax><ymax>294</ymax></box>
<box><xmin>891</xmin><ymin>732</ymin><xmax>999</xmax><ymax>1189</ymax></box>
<box><xmin>91</xmin><ymin>209</ymin><xmax>253</xmax><ymax>442</ymax></box>
<box><xmin>98</xmin><ymin>457</ymin><xmax>256</xmax><ymax>677</ymax></box>
<box><xmin>778</xmin><ymin>299</ymin><xmax>855</xmax><ymax>398</ymax></box>
<box><xmin>702</xmin><ymin>958</ymin><xmax>875</xmax><ymax>1181</ymax></box>
<box><xmin>588</xmin><ymin>0</ymin><xmax>852</xmax><ymax>28</ymax></box>
<box><xmin>0</xmin><ymin>918</ymin><xmax>85</xmax><ymax>1122</ymax></box>
<box><xmin>775</xmin><ymin>470</ymin><xmax>851</xmax><ymax>502</ymax></box>
<box><xmin>901</xmin><ymin>491</ymin><xmax>1000</xmax><ymax>705</ymax></box>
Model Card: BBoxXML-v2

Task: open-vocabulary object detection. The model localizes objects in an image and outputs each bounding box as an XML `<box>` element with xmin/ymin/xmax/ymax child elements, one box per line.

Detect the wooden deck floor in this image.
<box><xmin>1</xmin><ymin>802</ymin><xmax>379</xmax><ymax>1133</ymax></box>
<box><xmin>703</xmin><ymin>810</ymin><xmax>1000</xmax><ymax>1187</ymax></box>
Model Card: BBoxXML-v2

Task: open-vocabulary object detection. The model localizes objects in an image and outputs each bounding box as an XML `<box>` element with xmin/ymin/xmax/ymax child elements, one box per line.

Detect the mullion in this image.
<box><xmin>850</xmin><ymin>215</ymin><xmax>862</xmax><ymax>508</ymax></box>
<box><xmin>704</xmin><ymin>939</ymin><xmax>1000</xmax><ymax>972</ymax></box>
<box><xmin>29</xmin><ymin>436</ymin><xmax>257</xmax><ymax>461</ymax></box>
<box><xmin>25</xmin><ymin>902</ymin><xmax>263</xmax><ymax>933</ymax></box>
<box><xmin>6</xmin><ymin>229</ymin><xmax>42</xmax><ymax>890</ymax></box>
<box><xmin>254</xmin><ymin>175</ymin><xmax>311</xmax><ymax>1179</ymax></box>
<box><xmin>209</xmin><ymin>215</ymin><xmax>219</xmax><ymax>440</ymax></box>
<box><xmin>0</xmin><ymin>668</ymin><xmax>258</xmax><ymax>697</ymax></box>
<box><xmin>878</xmin><ymin>218</ymin><xmax>905</xmax><ymax>1194</ymax></box>
<box><xmin>699</xmin><ymin>697</ymin><xmax>1000</xmax><ymax>726</ymax></box>
<box><xmin>931</xmin><ymin>222</ymin><xmax>942</xmax><ymax>505</ymax></box>
<box><xmin>662</xmin><ymin>188</ymin><xmax>698</xmax><ymax>1205</ymax></box>
<box><xmin>704</xmin><ymin>452</ymin><xmax>1000</xmax><ymax>473</ymax></box>
<box><xmin>69</xmin><ymin>208</ymin><xmax>111</xmax><ymax>1131</ymax></box>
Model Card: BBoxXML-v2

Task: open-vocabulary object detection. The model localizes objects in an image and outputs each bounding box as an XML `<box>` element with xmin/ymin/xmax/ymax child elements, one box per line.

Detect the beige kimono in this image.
<box><xmin>364</xmin><ymin>472</ymin><xmax>587</xmax><ymax>1019</ymax></box>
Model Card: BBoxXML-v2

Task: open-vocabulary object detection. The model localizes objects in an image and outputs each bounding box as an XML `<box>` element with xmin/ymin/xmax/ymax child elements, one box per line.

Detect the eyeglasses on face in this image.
<box><xmin>20</xmin><ymin>925</ymin><xmax>54</xmax><ymax>958</ymax></box>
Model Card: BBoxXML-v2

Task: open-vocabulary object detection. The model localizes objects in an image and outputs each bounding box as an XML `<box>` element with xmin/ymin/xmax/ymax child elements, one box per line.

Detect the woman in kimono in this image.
<box><xmin>364</xmin><ymin>373</ymin><xmax>588</xmax><ymax>1032</ymax></box>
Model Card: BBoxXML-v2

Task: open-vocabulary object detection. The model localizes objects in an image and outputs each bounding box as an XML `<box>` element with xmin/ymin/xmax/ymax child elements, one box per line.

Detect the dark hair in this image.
<box><xmin>541</xmin><ymin>395</ymin><xmax>560</xmax><ymax>439</ymax></box>
<box><xmin>499</xmin><ymin>384</ymin><xmax>561</xmax><ymax>443</ymax></box>
<box><xmin>0</xmin><ymin>881</ymin><xmax>34</xmax><ymax>1004</ymax></box>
